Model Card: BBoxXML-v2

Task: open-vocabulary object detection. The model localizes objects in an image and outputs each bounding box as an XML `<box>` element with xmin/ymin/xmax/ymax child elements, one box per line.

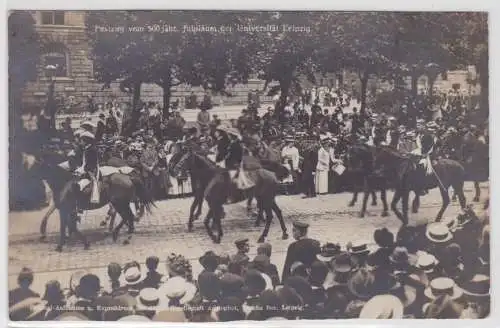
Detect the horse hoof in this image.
<box><xmin>371</xmin><ymin>202</ymin><xmax>378</xmax><ymax>207</ymax></box>
<box><xmin>187</xmin><ymin>225</ymin><xmax>193</xmax><ymax>232</ymax></box>
<box><xmin>358</xmin><ymin>213</ymin><xmax>365</xmax><ymax>218</ymax></box>
<box><xmin>55</xmin><ymin>246</ymin><xmax>62</xmax><ymax>252</ymax></box>
<box><xmin>39</xmin><ymin>235</ymin><xmax>46</xmax><ymax>242</ymax></box>
<box><xmin>254</xmin><ymin>221</ymin><xmax>261</xmax><ymax>227</ymax></box>
<box><xmin>84</xmin><ymin>243</ymin><xmax>90</xmax><ymax>250</ymax></box>
<box><xmin>100</xmin><ymin>221</ymin><xmax>107</xmax><ymax>227</ymax></box>
<box><xmin>282</xmin><ymin>233</ymin><xmax>289</xmax><ymax>240</ymax></box>
<box><xmin>123</xmin><ymin>240</ymin><xmax>130</xmax><ymax>245</ymax></box>
<box><xmin>473</xmin><ymin>197</ymin><xmax>480</xmax><ymax>202</ymax></box>
<box><xmin>348</xmin><ymin>202</ymin><xmax>355</xmax><ymax>207</ymax></box>
<box><xmin>381</xmin><ymin>211</ymin><xmax>389</xmax><ymax>217</ymax></box>
<box><xmin>412</xmin><ymin>208</ymin><xmax>418</xmax><ymax>214</ymax></box>
<box><xmin>257</xmin><ymin>236</ymin><xmax>265</xmax><ymax>243</ymax></box>
<box><xmin>112</xmin><ymin>232</ymin><xmax>118</xmax><ymax>242</ymax></box>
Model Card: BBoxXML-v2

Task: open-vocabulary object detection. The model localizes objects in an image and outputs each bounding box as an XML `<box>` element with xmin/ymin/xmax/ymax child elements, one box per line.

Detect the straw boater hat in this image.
<box><xmin>416</xmin><ymin>252</ymin><xmax>439</xmax><ymax>274</ymax></box>
<box><xmin>123</xmin><ymin>266</ymin><xmax>145</xmax><ymax>286</ymax></box>
<box><xmin>425</xmin><ymin>223</ymin><xmax>453</xmax><ymax>243</ymax></box>
<box><xmin>117</xmin><ymin>315</ymin><xmax>151</xmax><ymax>321</ymax></box>
<box><xmin>159</xmin><ymin>276</ymin><xmax>197</xmax><ymax>305</ymax></box>
<box><xmin>136</xmin><ymin>288</ymin><xmax>169</xmax><ymax>312</ymax></box>
<box><xmin>460</xmin><ymin>274</ymin><xmax>490</xmax><ymax>299</ymax></box>
<box><xmin>424</xmin><ymin>277</ymin><xmax>463</xmax><ymax>300</ymax></box>
<box><xmin>317</xmin><ymin>243</ymin><xmax>342</xmax><ymax>262</ymax></box>
<box><xmin>359</xmin><ymin>294</ymin><xmax>404</xmax><ymax>319</ymax></box>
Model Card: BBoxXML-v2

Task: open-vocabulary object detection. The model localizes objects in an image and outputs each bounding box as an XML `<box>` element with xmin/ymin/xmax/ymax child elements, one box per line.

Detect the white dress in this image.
<box><xmin>316</xmin><ymin>147</ymin><xmax>330</xmax><ymax>194</ymax></box>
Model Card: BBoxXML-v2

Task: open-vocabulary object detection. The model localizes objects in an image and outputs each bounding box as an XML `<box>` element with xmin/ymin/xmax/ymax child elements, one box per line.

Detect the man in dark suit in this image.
<box><xmin>301</xmin><ymin>144</ymin><xmax>319</xmax><ymax>198</ymax></box>
<box><xmin>282</xmin><ymin>221</ymin><xmax>321</xmax><ymax>283</ymax></box>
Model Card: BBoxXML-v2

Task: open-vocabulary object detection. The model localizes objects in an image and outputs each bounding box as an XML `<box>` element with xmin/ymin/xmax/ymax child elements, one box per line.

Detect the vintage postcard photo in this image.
<box><xmin>8</xmin><ymin>10</ymin><xmax>489</xmax><ymax>321</ymax></box>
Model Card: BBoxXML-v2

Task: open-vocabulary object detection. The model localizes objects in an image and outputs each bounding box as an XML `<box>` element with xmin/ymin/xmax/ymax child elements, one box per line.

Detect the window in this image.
<box><xmin>41</xmin><ymin>11</ymin><xmax>65</xmax><ymax>25</ymax></box>
<box><xmin>42</xmin><ymin>43</ymin><xmax>69</xmax><ymax>77</ymax></box>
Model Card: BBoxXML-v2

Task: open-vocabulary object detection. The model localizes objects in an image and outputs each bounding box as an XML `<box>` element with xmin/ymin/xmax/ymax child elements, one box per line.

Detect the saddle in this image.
<box><xmin>75</xmin><ymin>165</ymin><xmax>135</xmax><ymax>192</ymax></box>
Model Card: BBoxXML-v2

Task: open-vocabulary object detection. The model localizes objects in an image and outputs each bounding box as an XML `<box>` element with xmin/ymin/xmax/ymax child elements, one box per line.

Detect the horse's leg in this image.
<box><xmin>194</xmin><ymin>193</ymin><xmax>203</xmax><ymax>219</ymax></box>
<box><xmin>247</xmin><ymin>193</ymin><xmax>254</xmax><ymax>214</ymax></box>
<box><xmin>258</xmin><ymin>203</ymin><xmax>273</xmax><ymax>243</ymax></box>
<box><xmin>215</xmin><ymin>206</ymin><xmax>224</xmax><ymax>244</ymax></box>
<box><xmin>401</xmin><ymin>189</ymin><xmax>410</xmax><ymax>226</ymax></box>
<box><xmin>55</xmin><ymin>209</ymin><xmax>66</xmax><ymax>252</ymax></box>
<box><xmin>371</xmin><ymin>190</ymin><xmax>377</xmax><ymax>206</ymax></box>
<box><xmin>411</xmin><ymin>192</ymin><xmax>420</xmax><ymax>214</ymax></box>
<box><xmin>452</xmin><ymin>189</ymin><xmax>457</xmax><ymax>202</ymax></box>
<box><xmin>454</xmin><ymin>182</ymin><xmax>467</xmax><ymax>211</ymax></box>
<box><xmin>40</xmin><ymin>203</ymin><xmax>56</xmax><ymax>241</ymax></box>
<box><xmin>348</xmin><ymin>191</ymin><xmax>358</xmax><ymax>207</ymax></box>
<box><xmin>473</xmin><ymin>181</ymin><xmax>481</xmax><ymax>202</ymax></box>
<box><xmin>204</xmin><ymin>207</ymin><xmax>216</xmax><ymax>243</ymax></box>
<box><xmin>69</xmin><ymin>212</ymin><xmax>90</xmax><ymax>250</ymax></box>
<box><xmin>435</xmin><ymin>187</ymin><xmax>451</xmax><ymax>222</ymax></box>
<box><xmin>391</xmin><ymin>189</ymin><xmax>404</xmax><ymax>224</ymax></box>
<box><xmin>272</xmin><ymin>200</ymin><xmax>288</xmax><ymax>240</ymax></box>
<box><xmin>255</xmin><ymin>198</ymin><xmax>264</xmax><ymax>227</ymax></box>
<box><xmin>189</xmin><ymin>197</ymin><xmax>199</xmax><ymax>225</ymax></box>
<box><xmin>380</xmin><ymin>188</ymin><xmax>389</xmax><ymax>217</ymax></box>
<box><xmin>360</xmin><ymin>189</ymin><xmax>370</xmax><ymax>218</ymax></box>
<box><xmin>111</xmin><ymin>202</ymin><xmax>128</xmax><ymax>243</ymax></box>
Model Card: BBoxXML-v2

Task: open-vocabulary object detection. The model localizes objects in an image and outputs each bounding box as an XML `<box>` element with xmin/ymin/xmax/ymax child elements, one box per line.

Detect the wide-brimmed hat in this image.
<box><xmin>53</xmin><ymin>311</ymin><xmax>89</xmax><ymax>321</ymax></box>
<box><xmin>416</xmin><ymin>252</ymin><xmax>439</xmax><ymax>273</ymax></box>
<box><xmin>425</xmin><ymin>223</ymin><xmax>453</xmax><ymax>243</ymax></box>
<box><xmin>424</xmin><ymin>277</ymin><xmax>463</xmax><ymax>300</ymax></box>
<box><xmin>123</xmin><ymin>266</ymin><xmax>145</xmax><ymax>286</ymax></box>
<box><xmin>152</xmin><ymin>310</ymin><xmax>187</xmax><ymax>322</ymax></box>
<box><xmin>160</xmin><ymin>276</ymin><xmax>197</xmax><ymax>305</ymax></box>
<box><xmin>359</xmin><ymin>294</ymin><xmax>404</xmax><ymax>319</ymax></box>
<box><xmin>199</xmin><ymin>251</ymin><xmax>220</xmax><ymax>271</ymax></box>
<box><xmin>460</xmin><ymin>274</ymin><xmax>490</xmax><ymax>298</ymax></box>
<box><xmin>9</xmin><ymin>297</ymin><xmax>47</xmax><ymax>321</ymax></box>
<box><xmin>136</xmin><ymin>288</ymin><xmax>169</xmax><ymax>312</ymax></box>
<box><xmin>79</xmin><ymin>131</ymin><xmax>95</xmax><ymax>142</ymax></box>
<box><xmin>373</xmin><ymin>228</ymin><xmax>394</xmax><ymax>248</ymax></box>
<box><xmin>348</xmin><ymin>269</ymin><xmax>400</xmax><ymax>301</ymax></box>
<box><xmin>332</xmin><ymin>252</ymin><xmax>356</xmax><ymax>273</ymax></box>
<box><xmin>347</xmin><ymin>242</ymin><xmax>370</xmax><ymax>256</ymax></box>
<box><xmin>117</xmin><ymin>314</ymin><xmax>151</xmax><ymax>321</ymax></box>
<box><xmin>317</xmin><ymin>243</ymin><xmax>342</xmax><ymax>262</ymax></box>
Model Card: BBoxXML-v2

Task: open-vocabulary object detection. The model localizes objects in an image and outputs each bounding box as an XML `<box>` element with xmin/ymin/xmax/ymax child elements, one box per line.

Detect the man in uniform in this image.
<box><xmin>282</xmin><ymin>221</ymin><xmax>321</xmax><ymax>283</ymax></box>
<box><xmin>231</xmin><ymin>238</ymin><xmax>250</xmax><ymax>266</ymax></box>
<box><xmin>74</xmin><ymin>131</ymin><xmax>100</xmax><ymax>204</ymax></box>
<box><xmin>411</xmin><ymin>121</ymin><xmax>437</xmax><ymax>195</ymax></box>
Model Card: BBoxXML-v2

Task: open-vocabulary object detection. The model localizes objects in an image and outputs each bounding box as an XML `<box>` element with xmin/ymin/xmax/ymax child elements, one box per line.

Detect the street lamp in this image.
<box><xmin>45</xmin><ymin>64</ymin><xmax>57</xmax><ymax>131</ymax></box>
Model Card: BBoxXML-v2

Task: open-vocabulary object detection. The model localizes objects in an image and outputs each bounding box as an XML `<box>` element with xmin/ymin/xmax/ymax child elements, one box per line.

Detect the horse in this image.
<box><xmin>373</xmin><ymin>146</ymin><xmax>467</xmax><ymax>225</ymax></box>
<box><xmin>39</xmin><ymin>156</ymin><xmax>147</xmax><ymax>236</ymax></box>
<box><xmin>438</xmin><ymin>131</ymin><xmax>489</xmax><ymax>202</ymax></box>
<box><xmin>30</xmin><ymin>149</ymin><xmax>155</xmax><ymax>251</ymax></box>
<box><xmin>171</xmin><ymin>148</ymin><xmax>288</xmax><ymax>243</ymax></box>
<box><xmin>345</xmin><ymin>143</ymin><xmax>389</xmax><ymax>217</ymax></box>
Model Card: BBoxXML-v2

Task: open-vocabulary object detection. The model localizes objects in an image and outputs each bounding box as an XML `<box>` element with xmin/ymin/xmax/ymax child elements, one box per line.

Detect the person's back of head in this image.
<box><xmin>257</xmin><ymin>243</ymin><xmax>272</xmax><ymax>258</ymax></box>
<box><xmin>146</xmin><ymin>256</ymin><xmax>159</xmax><ymax>272</ymax></box>
<box><xmin>17</xmin><ymin>267</ymin><xmax>34</xmax><ymax>288</ymax></box>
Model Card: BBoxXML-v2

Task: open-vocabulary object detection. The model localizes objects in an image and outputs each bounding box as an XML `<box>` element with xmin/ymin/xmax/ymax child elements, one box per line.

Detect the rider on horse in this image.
<box><xmin>411</xmin><ymin>121</ymin><xmax>438</xmax><ymax>194</ymax></box>
<box><xmin>74</xmin><ymin>130</ymin><xmax>100</xmax><ymax>204</ymax></box>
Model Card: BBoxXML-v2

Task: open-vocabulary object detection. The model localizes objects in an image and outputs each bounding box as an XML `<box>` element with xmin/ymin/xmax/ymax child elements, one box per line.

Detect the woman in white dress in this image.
<box><xmin>315</xmin><ymin>136</ymin><xmax>331</xmax><ymax>194</ymax></box>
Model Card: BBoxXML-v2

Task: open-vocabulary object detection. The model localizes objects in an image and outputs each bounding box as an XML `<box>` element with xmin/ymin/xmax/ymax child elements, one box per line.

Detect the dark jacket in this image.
<box><xmin>215</xmin><ymin>137</ymin><xmax>230</xmax><ymax>163</ymax></box>
<box><xmin>301</xmin><ymin>148</ymin><xmax>319</xmax><ymax>172</ymax></box>
<box><xmin>225</xmin><ymin>140</ymin><xmax>243</xmax><ymax>169</ymax></box>
<box><xmin>282</xmin><ymin>238</ymin><xmax>321</xmax><ymax>282</ymax></box>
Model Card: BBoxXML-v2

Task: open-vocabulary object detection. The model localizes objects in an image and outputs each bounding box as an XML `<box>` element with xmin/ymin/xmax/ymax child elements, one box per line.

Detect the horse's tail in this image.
<box><xmin>131</xmin><ymin>176</ymin><xmax>156</xmax><ymax>213</ymax></box>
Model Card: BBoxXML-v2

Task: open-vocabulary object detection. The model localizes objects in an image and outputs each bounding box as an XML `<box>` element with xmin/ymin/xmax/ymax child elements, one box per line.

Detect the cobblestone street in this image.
<box><xmin>9</xmin><ymin>182</ymin><xmax>488</xmax><ymax>293</ymax></box>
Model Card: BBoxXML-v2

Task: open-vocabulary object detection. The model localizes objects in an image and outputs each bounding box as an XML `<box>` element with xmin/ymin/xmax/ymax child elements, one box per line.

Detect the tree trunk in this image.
<box><xmin>478</xmin><ymin>49</ymin><xmax>488</xmax><ymax>118</ymax></box>
<box><xmin>411</xmin><ymin>74</ymin><xmax>419</xmax><ymax>98</ymax></box>
<box><xmin>161</xmin><ymin>80</ymin><xmax>172</xmax><ymax>120</ymax></box>
<box><xmin>360</xmin><ymin>71</ymin><xmax>369</xmax><ymax>117</ymax></box>
<box><xmin>276</xmin><ymin>78</ymin><xmax>291</xmax><ymax>116</ymax></box>
<box><xmin>428</xmin><ymin>75</ymin><xmax>437</xmax><ymax>97</ymax></box>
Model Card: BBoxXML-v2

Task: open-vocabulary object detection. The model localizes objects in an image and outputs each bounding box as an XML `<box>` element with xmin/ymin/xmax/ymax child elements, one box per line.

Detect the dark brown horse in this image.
<box><xmin>31</xmin><ymin>150</ymin><xmax>155</xmax><ymax>252</ymax></box>
<box><xmin>172</xmin><ymin>149</ymin><xmax>288</xmax><ymax>243</ymax></box>
<box><xmin>373</xmin><ymin>146</ymin><xmax>467</xmax><ymax>225</ymax></box>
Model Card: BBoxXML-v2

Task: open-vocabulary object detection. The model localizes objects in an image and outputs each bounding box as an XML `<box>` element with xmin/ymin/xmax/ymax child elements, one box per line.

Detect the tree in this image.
<box><xmin>8</xmin><ymin>11</ymin><xmax>41</xmax><ymax>142</ymax></box>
